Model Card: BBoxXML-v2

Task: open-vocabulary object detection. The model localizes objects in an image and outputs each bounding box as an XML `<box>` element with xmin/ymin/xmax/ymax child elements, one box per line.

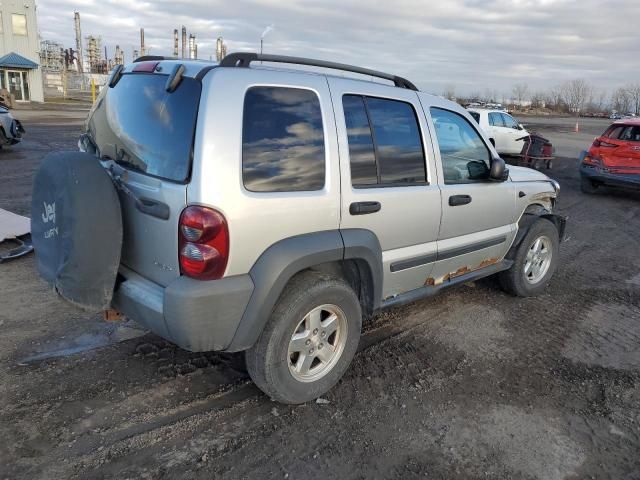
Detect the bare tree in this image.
<box><xmin>530</xmin><ymin>91</ymin><xmax>546</xmax><ymax>109</ymax></box>
<box><xmin>546</xmin><ymin>85</ymin><xmax>565</xmax><ymax>112</ymax></box>
<box><xmin>512</xmin><ymin>83</ymin><xmax>529</xmax><ymax>106</ymax></box>
<box><xmin>611</xmin><ymin>87</ymin><xmax>631</xmax><ymax>113</ymax></box>
<box><xmin>586</xmin><ymin>88</ymin><xmax>607</xmax><ymax>113</ymax></box>
<box><xmin>625</xmin><ymin>83</ymin><xmax>640</xmax><ymax>115</ymax></box>
<box><xmin>483</xmin><ymin>88</ymin><xmax>500</xmax><ymax>104</ymax></box>
<box><xmin>561</xmin><ymin>79</ymin><xmax>592</xmax><ymax>114</ymax></box>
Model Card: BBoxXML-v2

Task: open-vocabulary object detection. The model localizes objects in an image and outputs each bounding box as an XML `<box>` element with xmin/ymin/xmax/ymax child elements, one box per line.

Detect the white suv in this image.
<box><xmin>468</xmin><ymin>108</ymin><xmax>530</xmax><ymax>155</ymax></box>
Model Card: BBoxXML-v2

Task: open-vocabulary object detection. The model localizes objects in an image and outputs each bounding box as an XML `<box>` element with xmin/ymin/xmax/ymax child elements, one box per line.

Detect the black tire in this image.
<box><xmin>499</xmin><ymin>218</ymin><xmax>559</xmax><ymax>297</ymax></box>
<box><xmin>245</xmin><ymin>271</ymin><xmax>362</xmax><ymax>404</ymax></box>
<box><xmin>580</xmin><ymin>175</ymin><xmax>598</xmax><ymax>194</ymax></box>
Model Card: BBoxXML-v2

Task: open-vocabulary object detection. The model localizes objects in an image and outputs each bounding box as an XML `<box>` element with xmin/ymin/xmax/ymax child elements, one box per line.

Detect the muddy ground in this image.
<box><xmin>1</xmin><ymin>110</ymin><xmax>639</xmax><ymax>479</ymax></box>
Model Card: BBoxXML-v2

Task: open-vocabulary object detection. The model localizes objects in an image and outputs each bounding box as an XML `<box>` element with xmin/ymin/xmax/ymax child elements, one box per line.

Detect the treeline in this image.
<box><xmin>443</xmin><ymin>80</ymin><xmax>640</xmax><ymax>115</ymax></box>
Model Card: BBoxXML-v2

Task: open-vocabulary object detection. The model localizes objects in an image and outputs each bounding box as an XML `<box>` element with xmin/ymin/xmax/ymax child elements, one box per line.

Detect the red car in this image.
<box><xmin>580</xmin><ymin>118</ymin><xmax>640</xmax><ymax>193</ymax></box>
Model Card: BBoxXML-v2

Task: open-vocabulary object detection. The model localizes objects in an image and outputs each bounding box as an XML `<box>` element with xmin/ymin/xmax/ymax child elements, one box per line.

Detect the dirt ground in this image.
<box><xmin>1</xmin><ymin>108</ymin><xmax>639</xmax><ymax>479</ymax></box>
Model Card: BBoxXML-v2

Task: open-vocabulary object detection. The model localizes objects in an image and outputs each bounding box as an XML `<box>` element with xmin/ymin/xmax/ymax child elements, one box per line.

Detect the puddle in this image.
<box><xmin>17</xmin><ymin>320</ymin><xmax>147</xmax><ymax>364</ymax></box>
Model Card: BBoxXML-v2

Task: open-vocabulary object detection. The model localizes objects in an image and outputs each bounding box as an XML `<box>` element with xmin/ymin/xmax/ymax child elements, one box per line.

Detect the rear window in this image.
<box><xmin>87</xmin><ymin>73</ymin><xmax>201</xmax><ymax>182</ymax></box>
<box><xmin>242</xmin><ymin>86</ymin><xmax>325</xmax><ymax>192</ymax></box>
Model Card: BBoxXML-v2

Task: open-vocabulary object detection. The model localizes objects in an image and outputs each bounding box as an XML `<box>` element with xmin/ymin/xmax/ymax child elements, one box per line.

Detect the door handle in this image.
<box><xmin>449</xmin><ymin>195</ymin><xmax>472</xmax><ymax>206</ymax></box>
<box><xmin>349</xmin><ymin>201</ymin><xmax>381</xmax><ymax>215</ymax></box>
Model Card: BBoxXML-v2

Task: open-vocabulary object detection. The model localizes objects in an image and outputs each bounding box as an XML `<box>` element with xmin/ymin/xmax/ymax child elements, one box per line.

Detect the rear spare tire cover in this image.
<box><xmin>31</xmin><ymin>151</ymin><xmax>122</xmax><ymax>310</ymax></box>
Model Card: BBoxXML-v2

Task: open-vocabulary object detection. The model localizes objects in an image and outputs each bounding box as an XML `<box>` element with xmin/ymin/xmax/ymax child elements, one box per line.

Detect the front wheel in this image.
<box><xmin>245</xmin><ymin>271</ymin><xmax>362</xmax><ymax>404</ymax></box>
<box><xmin>499</xmin><ymin>218</ymin><xmax>559</xmax><ymax>297</ymax></box>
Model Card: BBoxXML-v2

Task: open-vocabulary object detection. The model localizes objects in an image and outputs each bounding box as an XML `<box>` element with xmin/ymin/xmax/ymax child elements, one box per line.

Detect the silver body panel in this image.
<box><xmin>189</xmin><ymin>67</ymin><xmax>341</xmax><ymax>276</ymax></box>
<box><xmin>327</xmin><ymin>77</ymin><xmax>442</xmax><ymax>298</ymax></box>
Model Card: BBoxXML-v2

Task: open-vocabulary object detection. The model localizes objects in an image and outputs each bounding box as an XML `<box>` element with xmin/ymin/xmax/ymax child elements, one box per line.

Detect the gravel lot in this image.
<box><xmin>1</xmin><ymin>108</ymin><xmax>639</xmax><ymax>479</ymax></box>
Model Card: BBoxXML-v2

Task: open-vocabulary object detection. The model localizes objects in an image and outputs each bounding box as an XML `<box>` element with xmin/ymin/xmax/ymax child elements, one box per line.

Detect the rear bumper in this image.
<box><xmin>580</xmin><ymin>164</ymin><xmax>640</xmax><ymax>189</ymax></box>
<box><xmin>112</xmin><ymin>268</ymin><xmax>254</xmax><ymax>352</ymax></box>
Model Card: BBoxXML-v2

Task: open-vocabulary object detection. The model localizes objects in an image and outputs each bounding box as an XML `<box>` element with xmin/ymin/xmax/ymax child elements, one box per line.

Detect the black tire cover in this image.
<box><xmin>31</xmin><ymin>151</ymin><xmax>122</xmax><ymax>310</ymax></box>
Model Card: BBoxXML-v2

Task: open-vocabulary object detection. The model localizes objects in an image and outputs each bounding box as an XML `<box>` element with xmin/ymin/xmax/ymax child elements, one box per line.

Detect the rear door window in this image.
<box><xmin>489</xmin><ymin>112</ymin><xmax>505</xmax><ymax>127</ymax></box>
<box><xmin>342</xmin><ymin>95</ymin><xmax>378</xmax><ymax>186</ymax></box>
<box><xmin>88</xmin><ymin>73</ymin><xmax>201</xmax><ymax>182</ymax></box>
<box><xmin>342</xmin><ymin>94</ymin><xmax>426</xmax><ymax>186</ymax></box>
<box><xmin>242</xmin><ymin>86</ymin><xmax>325</xmax><ymax>192</ymax></box>
<box><xmin>619</xmin><ymin>126</ymin><xmax>640</xmax><ymax>142</ymax></box>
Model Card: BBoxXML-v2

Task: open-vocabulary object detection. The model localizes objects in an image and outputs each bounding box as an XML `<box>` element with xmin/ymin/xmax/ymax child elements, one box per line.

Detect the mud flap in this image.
<box><xmin>31</xmin><ymin>152</ymin><xmax>122</xmax><ymax>310</ymax></box>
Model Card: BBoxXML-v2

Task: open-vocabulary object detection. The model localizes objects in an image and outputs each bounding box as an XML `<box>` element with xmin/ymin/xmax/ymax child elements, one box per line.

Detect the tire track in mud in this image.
<box><xmin>12</xmin><ymin>278</ymin><xmax>640</xmax><ymax>479</ymax></box>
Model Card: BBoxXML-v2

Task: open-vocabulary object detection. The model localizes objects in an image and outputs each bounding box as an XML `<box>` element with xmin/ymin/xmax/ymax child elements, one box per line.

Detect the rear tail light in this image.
<box><xmin>179</xmin><ymin>206</ymin><xmax>229</xmax><ymax>280</ymax></box>
<box><xmin>592</xmin><ymin>139</ymin><xmax>618</xmax><ymax>148</ymax></box>
<box><xmin>582</xmin><ymin>154</ymin><xmax>602</xmax><ymax>167</ymax></box>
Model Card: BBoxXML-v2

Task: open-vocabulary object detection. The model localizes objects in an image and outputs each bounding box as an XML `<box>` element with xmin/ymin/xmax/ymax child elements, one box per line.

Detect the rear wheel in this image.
<box><xmin>499</xmin><ymin>218</ymin><xmax>559</xmax><ymax>297</ymax></box>
<box><xmin>245</xmin><ymin>271</ymin><xmax>362</xmax><ymax>404</ymax></box>
<box><xmin>580</xmin><ymin>175</ymin><xmax>599</xmax><ymax>194</ymax></box>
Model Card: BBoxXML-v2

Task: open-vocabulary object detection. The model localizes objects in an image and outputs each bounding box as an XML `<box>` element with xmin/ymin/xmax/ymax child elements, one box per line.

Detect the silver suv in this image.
<box><xmin>31</xmin><ymin>53</ymin><xmax>565</xmax><ymax>404</ymax></box>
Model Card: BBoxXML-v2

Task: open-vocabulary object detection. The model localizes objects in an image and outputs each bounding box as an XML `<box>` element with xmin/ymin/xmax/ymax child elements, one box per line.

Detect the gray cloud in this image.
<box><xmin>37</xmin><ymin>0</ymin><xmax>640</xmax><ymax>95</ymax></box>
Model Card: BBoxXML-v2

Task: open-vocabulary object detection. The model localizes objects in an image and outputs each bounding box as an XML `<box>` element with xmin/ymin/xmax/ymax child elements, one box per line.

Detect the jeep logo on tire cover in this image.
<box><xmin>42</xmin><ymin>202</ymin><xmax>56</xmax><ymax>223</ymax></box>
<box><xmin>42</xmin><ymin>202</ymin><xmax>58</xmax><ymax>238</ymax></box>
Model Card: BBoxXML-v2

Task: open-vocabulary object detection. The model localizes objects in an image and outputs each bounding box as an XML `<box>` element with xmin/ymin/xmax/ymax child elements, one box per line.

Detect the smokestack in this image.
<box><xmin>188</xmin><ymin>34</ymin><xmax>196</xmax><ymax>60</ymax></box>
<box><xmin>181</xmin><ymin>26</ymin><xmax>187</xmax><ymax>59</ymax></box>
<box><xmin>216</xmin><ymin>37</ymin><xmax>223</xmax><ymax>62</ymax></box>
<box><xmin>173</xmin><ymin>29</ymin><xmax>179</xmax><ymax>57</ymax></box>
<box><xmin>73</xmin><ymin>11</ymin><xmax>84</xmax><ymax>73</ymax></box>
<box><xmin>140</xmin><ymin>28</ymin><xmax>145</xmax><ymax>57</ymax></box>
<box><xmin>115</xmin><ymin>45</ymin><xmax>123</xmax><ymax>65</ymax></box>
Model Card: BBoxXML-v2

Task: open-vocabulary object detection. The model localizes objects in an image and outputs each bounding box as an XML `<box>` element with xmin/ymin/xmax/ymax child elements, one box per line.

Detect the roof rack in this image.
<box><xmin>219</xmin><ymin>52</ymin><xmax>418</xmax><ymax>91</ymax></box>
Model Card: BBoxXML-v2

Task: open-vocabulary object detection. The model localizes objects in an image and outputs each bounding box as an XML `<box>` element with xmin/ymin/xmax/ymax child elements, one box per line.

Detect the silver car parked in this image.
<box><xmin>31</xmin><ymin>53</ymin><xmax>565</xmax><ymax>404</ymax></box>
<box><xmin>0</xmin><ymin>105</ymin><xmax>24</xmax><ymax>146</ymax></box>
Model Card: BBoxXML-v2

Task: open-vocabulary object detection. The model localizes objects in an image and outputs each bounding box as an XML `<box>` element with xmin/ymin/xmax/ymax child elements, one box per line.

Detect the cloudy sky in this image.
<box><xmin>37</xmin><ymin>0</ymin><xmax>639</xmax><ymax>97</ymax></box>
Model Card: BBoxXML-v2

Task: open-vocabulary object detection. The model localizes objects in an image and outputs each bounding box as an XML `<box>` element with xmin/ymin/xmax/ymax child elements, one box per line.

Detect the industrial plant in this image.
<box><xmin>37</xmin><ymin>11</ymin><xmax>229</xmax><ymax>100</ymax></box>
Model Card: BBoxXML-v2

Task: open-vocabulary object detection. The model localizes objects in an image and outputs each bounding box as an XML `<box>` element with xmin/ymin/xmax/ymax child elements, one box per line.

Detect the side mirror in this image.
<box><xmin>517</xmin><ymin>124</ymin><xmax>525</xmax><ymax>130</ymax></box>
<box><xmin>490</xmin><ymin>157</ymin><xmax>509</xmax><ymax>182</ymax></box>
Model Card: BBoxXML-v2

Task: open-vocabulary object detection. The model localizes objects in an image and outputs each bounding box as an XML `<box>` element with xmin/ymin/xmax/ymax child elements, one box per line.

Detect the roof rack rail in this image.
<box><xmin>219</xmin><ymin>52</ymin><xmax>418</xmax><ymax>91</ymax></box>
<box><xmin>133</xmin><ymin>55</ymin><xmax>173</xmax><ymax>63</ymax></box>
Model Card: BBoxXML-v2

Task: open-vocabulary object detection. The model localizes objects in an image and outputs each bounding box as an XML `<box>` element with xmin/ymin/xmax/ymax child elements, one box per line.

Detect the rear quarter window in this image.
<box><xmin>242</xmin><ymin>86</ymin><xmax>326</xmax><ymax>192</ymax></box>
<box><xmin>87</xmin><ymin>73</ymin><xmax>201</xmax><ymax>183</ymax></box>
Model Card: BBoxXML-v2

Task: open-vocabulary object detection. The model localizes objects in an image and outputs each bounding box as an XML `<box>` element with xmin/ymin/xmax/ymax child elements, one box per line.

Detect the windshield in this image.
<box><xmin>86</xmin><ymin>73</ymin><xmax>201</xmax><ymax>182</ymax></box>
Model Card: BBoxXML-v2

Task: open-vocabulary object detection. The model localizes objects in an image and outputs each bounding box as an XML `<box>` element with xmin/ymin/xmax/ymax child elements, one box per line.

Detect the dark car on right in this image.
<box><xmin>580</xmin><ymin>118</ymin><xmax>640</xmax><ymax>193</ymax></box>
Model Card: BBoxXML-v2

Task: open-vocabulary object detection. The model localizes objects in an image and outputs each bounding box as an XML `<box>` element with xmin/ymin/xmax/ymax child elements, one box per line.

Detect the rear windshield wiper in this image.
<box><xmin>107</xmin><ymin>164</ymin><xmax>170</xmax><ymax>220</ymax></box>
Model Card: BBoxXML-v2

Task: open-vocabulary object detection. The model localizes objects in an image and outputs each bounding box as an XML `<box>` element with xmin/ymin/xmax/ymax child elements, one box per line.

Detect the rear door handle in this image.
<box><xmin>349</xmin><ymin>201</ymin><xmax>381</xmax><ymax>215</ymax></box>
<box><xmin>449</xmin><ymin>195</ymin><xmax>472</xmax><ymax>206</ymax></box>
